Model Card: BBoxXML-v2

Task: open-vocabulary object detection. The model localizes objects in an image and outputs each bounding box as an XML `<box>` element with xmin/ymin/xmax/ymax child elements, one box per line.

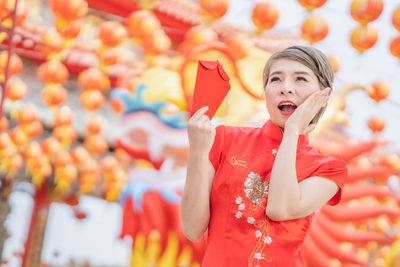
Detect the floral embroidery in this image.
<box><xmin>238</xmin><ymin>203</ymin><xmax>245</xmax><ymax>210</ymax></box>
<box><xmin>235</xmin><ymin>211</ymin><xmax>242</xmax><ymax>219</ymax></box>
<box><xmin>235</xmin><ymin>196</ymin><xmax>243</xmax><ymax>204</ymax></box>
<box><xmin>255</xmin><ymin>253</ymin><xmax>264</xmax><ymax>260</ymax></box>
<box><xmin>244</xmin><ymin>172</ymin><xmax>268</xmax><ymax>205</ymax></box>
<box><xmin>255</xmin><ymin>230</ymin><xmax>262</xmax><ymax>238</ymax></box>
<box><xmin>263</xmin><ymin>236</ymin><xmax>272</xmax><ymax>245</ymax></box>
<box><xmin>247</xmin><ymin>217</ymin><xmax>255</xmax><ymax>224</ymax></box>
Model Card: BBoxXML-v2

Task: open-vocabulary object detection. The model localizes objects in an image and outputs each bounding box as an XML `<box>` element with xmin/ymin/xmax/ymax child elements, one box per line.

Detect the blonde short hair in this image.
<box><xmin>263</xmin><ymin>45</ymin><xmax>334</xmax><ymax>90</ymax></box>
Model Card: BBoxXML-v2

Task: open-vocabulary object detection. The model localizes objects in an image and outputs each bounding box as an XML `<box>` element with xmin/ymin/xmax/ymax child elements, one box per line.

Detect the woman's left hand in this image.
<box><xmin>285</xmin><ymin>87</ymin><xmax>330</xmax><ymax>135</ymax></box>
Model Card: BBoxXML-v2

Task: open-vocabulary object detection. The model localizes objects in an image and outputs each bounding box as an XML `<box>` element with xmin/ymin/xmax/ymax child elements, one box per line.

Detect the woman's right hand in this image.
<box><xmin>187</xmin><ymin>106</ymin><xmax>215</xmax><ymax>153</ymax></box>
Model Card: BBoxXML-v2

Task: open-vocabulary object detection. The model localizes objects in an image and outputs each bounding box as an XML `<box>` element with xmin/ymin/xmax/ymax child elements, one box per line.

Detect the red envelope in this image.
<box><xmin>190</xmin><ymin>60</ymin><xmax>231</xmax><ymax>119</ymax></box>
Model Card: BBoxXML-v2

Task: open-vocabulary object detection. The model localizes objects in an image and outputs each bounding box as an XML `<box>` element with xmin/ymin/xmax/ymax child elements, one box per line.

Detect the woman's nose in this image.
<box><xmin>280</xmin><ymin>84</ymin><xmax>293</xmax><ymax>95</ymax></box>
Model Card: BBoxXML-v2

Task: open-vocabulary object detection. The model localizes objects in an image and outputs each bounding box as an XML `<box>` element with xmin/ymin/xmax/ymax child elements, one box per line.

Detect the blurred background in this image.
<box><xmin>1</xmin><ymin>0</ymin><xmax>400</xmax><ymax>266</ymax></box>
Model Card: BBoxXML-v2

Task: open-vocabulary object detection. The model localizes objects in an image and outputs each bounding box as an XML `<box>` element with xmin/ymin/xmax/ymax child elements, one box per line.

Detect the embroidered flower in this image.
<box><xmin>235</xmin><ymin>196</ymin><xmax>242</xmax><ymax>204</ymax></box>
<box><xmin>263</xmin><ymin>236</ymin><xmax>272</xmax><ymax>244</ymax></box>
<box><xmin>238</xmin><ymin>203</ymin><xmax>245</xmax><ymax>210</ymax></box>
<box><xmin>255</xmin><ymin>230</ymin><xmax>262</xmax><ymax>238</ymax></box>
<box><xmin>255</xmin><ymin>253</ymin><xmax>264</xmax><ymax>260</ymax></box>
<box><xmin>247</xmin><ymin>217</ymin><xmax>255</xmax><ymax>224</ymax></box>
<box><xmin>244</xmin><ymin>172</ymin><xmax>268</xmax><ymax>205</ymax></box>
<box><xmin>235</xmin><ymin>211</ymin><xmax>242</xmax><ymax>219</ymax></box>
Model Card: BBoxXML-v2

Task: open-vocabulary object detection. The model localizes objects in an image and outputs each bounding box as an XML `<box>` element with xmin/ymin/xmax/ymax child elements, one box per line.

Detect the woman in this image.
<box><xmin>181</xmin><ymin>45</ymin><xmax>347</xmax><ymax>266</ymax></box>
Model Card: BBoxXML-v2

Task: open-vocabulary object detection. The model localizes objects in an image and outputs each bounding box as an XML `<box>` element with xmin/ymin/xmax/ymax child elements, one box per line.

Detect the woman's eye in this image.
<box><xmin>270</xmin><ymin>77</ymin><xmax>280</xmax><ymax>82</ymax></box>
<box><xmin>296</xmin><ymin>77</ymin><xmax>307</xmax><ymax>81</ymax></box>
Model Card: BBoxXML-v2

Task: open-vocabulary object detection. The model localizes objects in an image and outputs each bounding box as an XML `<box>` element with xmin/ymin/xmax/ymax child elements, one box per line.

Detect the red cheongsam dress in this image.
<box><xmin>202</xmin><ymin>120</ymin><xmax>347</xmax><ymax>267</ymax></box>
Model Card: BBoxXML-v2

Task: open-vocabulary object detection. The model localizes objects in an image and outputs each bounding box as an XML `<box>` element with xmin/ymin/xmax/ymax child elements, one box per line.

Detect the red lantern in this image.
<box><xmin>50</xmin><ymin>0</ymin><xmax>88</xmax><ymax>21</ymax></box>
<box><xmin>78</xmin><ymin>68</ymin><xmax>110</xmax><ymax>91</ymax></box>
<box><xmin>55</xmin><ymin>18</ymin><xmax>83</xmax><ymax>39</ymax></box>
<box><xmin>9</xmin><ymin>127</ymin><xmax>28</xmax><ymax>147</ymax></box>
<box><xmin>41</xmin><ymin>30</ymin><xmax>65</xmax><ymax>55</ymax></box>
<box><xmin>55</xmin><ymin>106</ymin><xmax>74</xmax><ymax>126</ymax></box>
<box><xmin>350</xmin><ymin>0</ymin><xmax>383</xmax><ymax>25</ymax></box>
<box><xmin>369</xmin><ymin>81</ymin><xmax>390</xmax><ymax>102</ymax></box>
<box><xmin>53</xmin><ymin>125</ymin><xmax>77</xmax><ymax>147</ymax></box>
<box><xmin>200</xmin><ymin>0</ymin><xmax>229</xmax><ymax>20</ymax></box>
<box><xmin>110</xmin><ymin>98</ymin><xmax>126</xmax><ymax>114</ymax></box>
<box><xmin>301</xmin><ymin>15</ymin><xmax>329</xmax><ymax>44</ymax></box>
<box><xmin>142</xmin><ymin>30</ymin><xmax>171</xmax><ymax>55</ymax></box>
<box><xmin>38</xmin><ymin>60</ymin><xmax>69</xmax><ymax>84</ymax></box>
<box><xmin>53</xmin><ymin>150</ymin><xmax>73</xmax><ymax>168</ymax></box>
<box><xmin>70</xmin><ymin>146</ymin><xmax>90</xmax><ymax>166</ymax></box>
<box><xmin>224</xmin><ymin>34</ymin><xmax>253</xmax><ymax>60</ymax></box>
<box><xmin>251</xmin><ymin>2</ymin><xmax>279</xmax><ymax>32</ymax></box>
<box><xmin>393</xmin><ymin>6</ymin><xmax>400</xmax><ymax>31</ymax></box>
<box><xmin>25</xmin><ymin>121</ymin><xmax>43</xmax><ymax>138</ymax></box>
<box><xmin>99</xmin><ymin>48</ymin><xmax>120</xmax><ymax>66</ymax></box>
<box><xmin>17</xmin><ymin>105</ymin><xmax>39</xmax><ymax>125</ymax></box>
<box><xmin>350</xmin><ymin>24</ymin><xmax>378</xmax><ymax>53</ymax></box>
<box><xmin>125</xmin><ymin>10</ymin><xmax>161</xmax><ymax>41</ymax></box>
<box><xmin>390</xmin><ymin>36</ymin><xmax>400</xmax><ymax>59</ymax></box>
<box><xmin>6</xmin><ymin>77</ymin><xmax>28</xmax><ymax>102</ymax></box>
<box><xmin>297</xmin><ymin>0</ymin><xmax>327</xmax><ymax>12</ymax></box>
<box><xmin>86</xmin><ymin>115</ymin><xmax>104</xmax><ymax>135</ymax></box>
<box><xmin>100</xmin><ymin>155</ymin><xmax>119</xmax><ymax>173</ymax></box>
<box><xmin>98</xmin><ymin>21</ymin><xmax>127</xmax><ymax>48</ymax></box>
<box><xmin>0</xmin><ymin>51</ymin><xmax>23</xmax><ymax>76</ymax></box>
<box><xmin>368</xmin><ymin>116</ymin><xmax>385</xmax><ymax>133</ymax></box>
<box><xmin>41</xmin><ymin>136</ymin><xmax>62</xmax><ymax>156</ymax></box>
<box><xmin>84</xmin><ymin>135</ymin><xmax>108</xmax><ymax>156</ymax></box>
<box><xmin>179</xmin><ymin>26</ymin><xmax>218</xmax><ymax>55</ymax></box>
<box><xmin>328</xmin><ymin>55</ymin><xmax>340</xmax><ymax>73</ymax></box>
<box><xmin>0</xmin><ymin>117</ymin><xmax>8</xmax><ymax>131</ymax></box>
<box><xmin>41</xmin><ymin>84</ymin><xmax>68</xmax><ymax>107</ymax></box>
<box><xmin>79</xmin><ymin>90</ymin><xmax>105</xmax><ymax>111</ymax></box>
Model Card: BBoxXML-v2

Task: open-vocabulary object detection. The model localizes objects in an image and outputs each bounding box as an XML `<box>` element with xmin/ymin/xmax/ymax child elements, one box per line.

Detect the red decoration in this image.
<box><xmin>84</xmin><ymin>135</ymin><xmax>109</xmax><ymax>156</ymax></box>
<box><xmin>328</xmin><ymin>55</ymin><xmax>340</xmax><ymax>73</ymax></box>
<box><xmin>37</xmin><ymin>60</ymin><xmax>69</xmax><ymax>84</ymax></box>
<box><xmin>251</xmin><ymin>2</ymin><xmax>279</xmax><ymax>32</ymax></box>
<box><xmin>368</xmin><ymin>81</ymin><xmax>390</xmax><ymax>103</ymax></box>
<box><xmin>50</xmin><ymin>0</ymin><xmax>88</xmax><ymax>21</ymax></box>
<box><xmin>142</xmin><ymin>30</ymin><xmax>171</xmax><ymax>55</ymax></box>
<box><xmin>301</xmin><ymin>15</ymin><xmax>329</xmax><ymax>44</ymax></box>
<box><xmin>5</xmin><ymin>77</ymin><xmax>28</xmax><ymax>102</ymax></box>
<box><xmin>0</xmin><ymin>116</ymin><xmax>8</xmax><ymax>131</ymax></box>
<box><xmin>200</xmin><ymin>0</ymin><xmax>229</xmax><ymax>20</ymax></box>
<box><xmin>350</xmin><ymin>0</ymin><xmax>383</xmax><ymax>25</ymax></box>
<box><xmin>41</xmin><ymin>30</ymin><xmax>65</xmax><ymax>55</ymax></box>
<box><xmin>368</xmin><ymin>116</ymin><xmax>385</xmax><ymax>133</ymax></box>
<box><xmin>0</xmin><ymin>51</ymin><xmax>23</xmax><ymax>77</ymax></box>
<box><xmin>25</xmin><ymin>121</ymin><xmax>43</xmax><ymax>138</ymax></box>
<box><xmin>79</xmin><ymin>90</ymin><xmax>105</xmax><ymax>111</ymax></box>
<box><xmin>125</xmin><ymin>10</ymin><xmax>161</xmax><ymax>41</ymax></box>
<box><xmin>179</xmin><ymin>26</ymin><xmax>218</xmax><ymax>55</ymax></box>
<box><xmin>297</xmin><ymin>0</ymin><xmax>327</xmax><ymax>12</ymax></box>
<box><xmin>41</xmin><ymin>84</ymin><xmax>68</xmax><ymax>107</ymax></box>
<box><xmin>55</xmin><ymin>106</ymin><xmax>74</xmax><ymax>126</ymax></box>
<box><xmin>393</xmin><ymin>6</ymin><xmax>400</xmax><ymax>31</ymax></box>
<box><xmin>86</xmin><ymin>115</ymin><xmax>104</xmax><ymax>135</ymax></box>
<box><xmin>78</xmin><ymin>68</ymin><xmax>110</xmax><ymax>91</ymax></box>
<box><xmin>98</xmin><ymin>21</ymin><xmax>127</xmax><ymax>47</ymax></box>
<box><xmin>390</xmin><ymin>36</ymin><xmax>400</xmax><ymax>59</ymax></box>
<box><xmin>55</xmin><ymin>18</ymin><xmax>83</xmax><ymax>39</ymax></box>
<box><xmin>350</xmin><ymin>24</ymin><xmax>378</xmax><ymax>53</ymax></box>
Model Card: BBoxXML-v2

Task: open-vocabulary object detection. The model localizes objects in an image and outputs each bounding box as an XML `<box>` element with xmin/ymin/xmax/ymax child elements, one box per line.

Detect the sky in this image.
<box><xmin>2</xmin><ymin>0</ymin><xmax>400</xmax><ymax>266</ymax></box>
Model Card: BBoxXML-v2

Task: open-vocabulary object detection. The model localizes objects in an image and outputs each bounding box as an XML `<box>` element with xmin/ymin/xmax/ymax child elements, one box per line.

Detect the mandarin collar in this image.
<box><xmin>262</xmin><ymin>120</ymin><xmax>309</xmax><ymax>148</ymax></box>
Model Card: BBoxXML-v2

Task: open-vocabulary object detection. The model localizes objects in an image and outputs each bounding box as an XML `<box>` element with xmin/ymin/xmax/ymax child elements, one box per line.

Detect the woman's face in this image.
<box><xmin>264</xmin><ymin>58</ymin><xmax>321</xmax><ymax>129</ymax></box>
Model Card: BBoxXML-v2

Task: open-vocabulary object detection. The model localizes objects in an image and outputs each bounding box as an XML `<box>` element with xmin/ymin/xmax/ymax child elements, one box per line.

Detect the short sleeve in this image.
<box><xmin>209</xmin><ymin>125</ymin><xmax>224</xmax><ymax>171</ymax></box>
<box><xmin>311</xmin><ymin>158</ymin><xmax>347</xmax><ymax>206</ymax></box>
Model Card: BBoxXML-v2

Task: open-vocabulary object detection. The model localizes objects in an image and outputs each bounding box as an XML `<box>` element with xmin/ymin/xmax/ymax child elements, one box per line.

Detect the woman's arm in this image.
<box><xmin>181</xmin><ymin>107</ymin><xmax>216</xmax><ymax>241</ymax></box>
<box><xmin>266</xmin><ymin>88</ymin><xmax>338</xmax><ymax>221</ymax></box>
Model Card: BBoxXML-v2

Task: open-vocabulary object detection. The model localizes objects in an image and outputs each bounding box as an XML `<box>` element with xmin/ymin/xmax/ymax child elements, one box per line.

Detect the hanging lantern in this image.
<box><xmin>52</xmin><ymin>150</ymin><xmax>73</xmax><ymax>168</ymax></box>
<box><xmin>350</xmin><ymin>24</ymin><xmax>378</xmax><ymax>53</ymax></box>
<box><xmin>301</xmin><ymin>15</ymin><xmax>329</xmax><ymax>44</ymax></box>
<box><xmin>368</xmin><ymin>81</ymin><xmax>390</xmax><ymax>102</ymax></box>
<box><xmin>5</xmin><ymin>77</ymin><xmax>28</xmax><ymax>102</ymax></box>
<box><xmin>98</xmin><ymin>21</ymin><xmax>127</xmax><ymax>48</ymax></box>
<box><xmin>9</xmin><ymin>127</ymin><xmax>29</xmax><ymax>147</ymax></box>
<box><xmin>54</xmin><ymin>163</ymin><xmax>78</xmax><ymax>191</ymax></box>
<box><xmin>350</xmin><ymin>0</ymin><xmax>384</xmax><ymax>25</ymax></box>
<box><xmin>0</xmin><ymin>51</ymin><xmax>23</xmax><ymax>77</ymax></box>
<box><xmin>251</xmin><ymin>2</ymin><xmax>279</xmax><ymax>32</ymax></box>
<box><xmin>79</xmin><ymin>90</ymin><xmax>105</xmax><ymax>111</ymax></box>
<box><xmin>200</xmin><ymin>0</ymin><xmax>229</xmax><ymax>20</ymax></box>
<box><xmin>368</xmin><ymin>116</ymin><xmax>385</xmax><ymax>133</ymax></box>
<box><xmin>328</xmin><ymin>55</ymin><xmax>340</xmax><ymax>73</ymax></box>
<box><xmin>104</xmin><ymin>168</ymin><xmax>127</xmax><ymax>201</ymax></box>
<box><xmin>25</xmin><ymin>121</ymin><xmax>43</xmax><ymax>138</ymax></box>
<box><xmin>110</xmin><ymin>97</ymin><xmax>126</xmax><ymax>114</ymax></box>
<box><xmin>55</xmin><ymin>106</ymin><xmax>74</xmax><ymax>126</ymax></box>
<box><xmin>99</xmin><ymin>48</ymin><xmax>120</xmax><ymax>66</ymax></box>
<box><xmin>0</xmin><ymin>117</ymin><xmax>8</xmax><ymax>131</ymax></box>
<box><xmin>393</xmin><ymin>6</ymin><xmax>400</xmax><ymax>31</ymax></box>
<box><xmin>49</xmin><ymin>0</ymin><xmax>88</xmax><ymax>21</ymax></box>
<box><xmin>179</xmin><ymin>26</ymin><xmax>218</xmax><ymax>55</ymax></box>
<box><xmin>297</xmin><ymin>0</ymin><xmax>327</xmax><ymax>12</ymax></box>
<box><xmin>86</xmin><ymin>115</ymin><xmax>104</xmax><ymax>136</ymax></box>
<box><xmin>55</xmin><ymin>18</ymin><xmax>83</xmax><ymax>39</ymax></box>
<box><xmin>41</xmin><ymin>84</ymin><xmax>68</xmax><ymax>107</ymax></box>
<box><xmin>41</xmin><ymin>136</ymin><xmax>62</xmax><ymax>156</ymax></box>
<box><xmin>70</xmin><ymin>146</ymin><xmax>90</xmax><ymax>166</ymax></box>
<box><xmin>125</xmin><ymin>10</ymin><xmax>161</xmax><ymax>41</ymax></box>
<box><xmin>0</xmin><ymin>0</ymin><xmax>28</xmax><ymax>26</ymax></box>
<box><xmin>79</xmin><ymin>159</ymin><xmax>101</xmax><ymax>194</ymax></box>
<box><xmin>84</xmin><ymin>135</ymin><xmax>109</xmax><ymax>156</ymax></box>
<box><xmin>38</xmin><ymin>60</ymin><xmax>69</xmax><ymax>84</ymax></box>
<box><xmin>17</xmin><ymin>105</ymin><xmax>39</xmax><ymax>126</ymax></box>
<box><xmin>142</xmin><ymin>30</ymin><xmax>171</xmax><ymax>55</ymax></box>
<box><xmin>224</xmin><ymin>34</ymin><xmax>253</xmax><ymax>60</ymax></box>
<box><xmin>53</xmin><ymin>125</ymin><xmax>77</xmax><ymax>147</ymax></box>
<box><xmin>78</xmin><ymin>68</ymin><xmax>110</xmax><ymax>91</ymax></box>
<box><xmin>100</xmin><ymin>155</ymin><xmax>119</xmax><ymax>174</ymax></box>
<box><xmin>41</xmin><ymin>30</ymin><xmax>65</xmax><ymax>55</ymax></box>
<box><xmin>390</xmin><ymin>36</ymin><xmax>400</xmax><ymax>59</ymax></box>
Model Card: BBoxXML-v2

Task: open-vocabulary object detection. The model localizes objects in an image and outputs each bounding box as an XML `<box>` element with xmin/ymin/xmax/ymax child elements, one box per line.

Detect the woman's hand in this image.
<box><xmin>285</xmin><ymin>88</ymin><xmax>330</xmax><ymax>135</ymax></box>
<box><xmin>188</xmin><ymin>106</ymin><xmax>215</xmax><ymax>153</ymax></box>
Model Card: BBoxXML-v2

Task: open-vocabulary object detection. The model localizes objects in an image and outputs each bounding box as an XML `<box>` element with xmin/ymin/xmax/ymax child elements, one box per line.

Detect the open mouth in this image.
<box><xmin>278</xmin><ymin>101</ymin><xmax>297</xmax><ymax>113</ymax></box>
